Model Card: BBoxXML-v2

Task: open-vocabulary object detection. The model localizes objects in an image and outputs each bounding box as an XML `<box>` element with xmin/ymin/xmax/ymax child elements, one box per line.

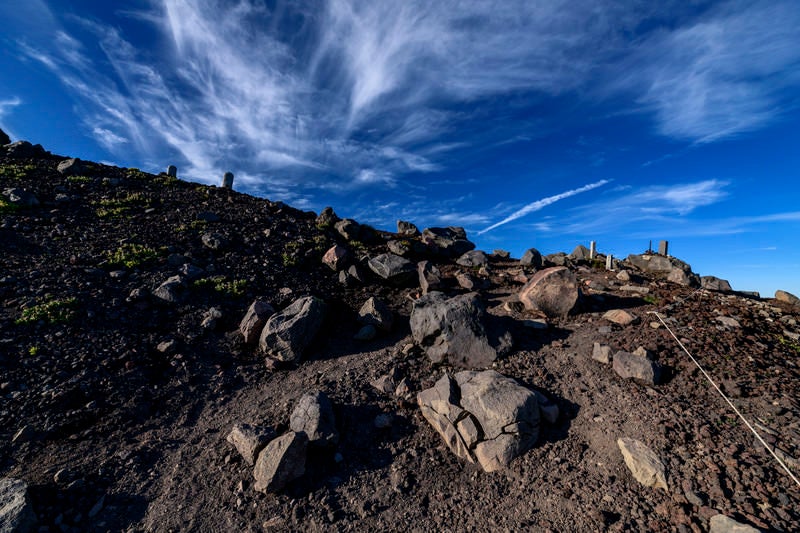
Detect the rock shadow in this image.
<box><xmin>581</xmin><ymin>293</ymin><xmax>649</xmax><ymax>313</ymax></box>
<box><xmin>514</xmin><ymin>379</ymin><xmax>580</xmax><ymax>445</ymax></box>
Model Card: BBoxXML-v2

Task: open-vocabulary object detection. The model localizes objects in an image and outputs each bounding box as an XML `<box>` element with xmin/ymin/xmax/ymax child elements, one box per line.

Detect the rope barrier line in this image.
<box><xmin>648</xmin><ymin>310</ymin><xmax>800</xmax><ymax>489</ymax></box>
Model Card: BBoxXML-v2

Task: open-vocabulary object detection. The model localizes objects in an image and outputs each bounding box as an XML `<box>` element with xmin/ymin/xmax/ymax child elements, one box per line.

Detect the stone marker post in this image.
<box><xmin>589</xmin><ymin>241</ymin><xmax>597</xmax><ymax>260</ymax></box>
<box><xmin>658</xmin><ymin>240</ymin><xmax>668</xmax><ymax>256</ymax></box>
<box><xmin>606</xmin><ymin>254</ymin><xmax>613</xmax><ymax>271</ymax></box>
<box><xmin>167</xmin><ymin>165</ymin><xmax>177</xmax><ymax>177</ymax></box>
<box><xmin>222</xmin><ymin>172</ymin><xmax>234</xmax><ymax>189</ymax></box>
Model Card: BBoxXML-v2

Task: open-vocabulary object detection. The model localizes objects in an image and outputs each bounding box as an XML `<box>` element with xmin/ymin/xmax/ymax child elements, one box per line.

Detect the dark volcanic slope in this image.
<box><xmin>1</xmin><ymin>148</ymin><xmax>799</xmax><ymax>532</ymax></box>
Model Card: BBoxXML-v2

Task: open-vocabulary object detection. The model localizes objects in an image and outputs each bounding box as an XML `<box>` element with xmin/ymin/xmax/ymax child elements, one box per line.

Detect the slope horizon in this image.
<box><xmin>1</xmin><ymin>0</ymin><xmax>799</xmax><ymax>297</ymax></box>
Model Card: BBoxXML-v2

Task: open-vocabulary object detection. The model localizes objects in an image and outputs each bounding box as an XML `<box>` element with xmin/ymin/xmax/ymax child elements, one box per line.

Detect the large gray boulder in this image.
<box><xmin>617</xmin><ymin>438</ymin><xmax>668</xmax><ymax>490</ymax></box>
<box><xmin>612</xmin><ymin>350</ymin><xmax>662</xmax><ymax>385</ymax></box>
<box><xmin>5</xmin><ymin>141</ymin><xmax>44</xmax><ymax>158</ymax></box>
<box><xmin>518</xmin><ymin>266</ymin><xmax>580</xmax><ymax>317</ymax></box>
<box><xmin>456</xmin><ymin>250</ymin><xmax>488</xmax><ymax>268</ymax></box>
<box><xmin>57</xmin><ymin>158</ymin><xmax>85</xmax><ymax>176</ymax></box>
<box><xmin>410</xmin><ymin>292</ymin><xmax>497</xmax><ymax>368</ymax></box>
<box><xmin>397</xmin><ymin>220</ymin><xmax>419</xmax><ymax>236</ymax></box>
<box><xmin>626</xmin><ymin>254</ymin><xmax>674</xmax><ymax>274</ymax></box>
<box><xmin>322</xmin><ymin>244</ymin><xmax>350</xmax><ymax>271</ymax></box>
<box><xmin>421</xmin><ymin>227</ymin><xmax>475</xmax><ymax>258</ymax></box>
<box><xmin>259</xmin><ymin>296</ymin><xmax>326</xmax><ymax>363</ymax></box>
<box><xmin>701</xmin><ymin>276</ymin><xmax>732</xmax><ymax>292</ymax></box>
<box><xmin>334</xmin><ymin>218</ymin><xmax>362</xmax><ymax>241</ymax></box>
<box><xmin>417</xmin><ymin>371</ymin><xmax>540</xmax><ymax>472</ymax></box>
<box><xmin>2</xmin><ymin>188</ymin><xmax>39</xmax><ymax>207</ymax></box>
<box><xmin>226</xmin><ymin>423</ymin><xmax>276</xmax><ymax>465</ymax></box>
<box><xmin>709</xmin><ymin>514</ymin><xmax>760</xmax><ymax>533</ymax></box>
<box><xmin>253</xmin><ymin>432</ymin><xmax>308</xmax><ymax>493</ymax></box>
<box><xmin>289</xmin><ymin>390</ymin><xmax>338</xmax><ymax>447</ymax></box>
<box><xmin>568</xmin><ymin>244</ymin><xmax>591</xmax><ymax>261</ymax></box>
<box><xmin>0</xmin><ymin>478</ymin><xmax>36</xmax><ymax>533</ymax></box>
<box><xmin>239</xmin><ymin>300</ymin><xmax>275</xmax><ymax>345</ymax></box>
<box><xmin>667</xmin><ymin>268</ymin><xmax>699</xmax><ymax>287</ymax></box>
<box><xmin>152</xmin><ymin>275</ymin><xmax>186</xmax><ymax>304</ymax></box>
<box><xmin>520</xmin><ymin>248</ymin><xmax>544</xmax><ymax>268</ymax></box>
<box><xmin>368</xmin><ymin>253</ymin><xmax>416</xmax><ymax>285</ymax></box>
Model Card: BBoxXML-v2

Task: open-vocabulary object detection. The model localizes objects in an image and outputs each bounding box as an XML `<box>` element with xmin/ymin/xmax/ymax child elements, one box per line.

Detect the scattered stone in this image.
<box><xmin>289</xmin><ymin>390</ymin><xmax>338</xmax><ymax>447</ymax></box>
<box><xmin>322</xmin><ymin>245</ymin><xmax>350</xmax><ymax>271</ymax></box>
<box><xmin>421</xmin><ymin>227</ymin><xmax>475</xmax><ymax>258</ymax></box>
<box><xmin>354</xmin><ymin>325</ymin><xmax>377</xmax><ymax>341</ymax></box>
<box><xmin>357</xmin><ymin>297</ymin><xmax>393</xmax><ymax>332</ymax></box>
<box><xmin>709</xmin><ymin>514</ymin><xmax>760</xmax><ymax>533</ymax></box>
<box><xmin>612</xmin><ymin>351</ymin><xmax>662</xmax><ymax>385</ymax></box>
<box><xmin>456</xmin><ymin>272</ymin><xmax>480</xmax><ymax>290</ymax></box>
<box><xmin>592</xmin><ymin>343</ymin><xmax>612</xmax><ymax>364</ymax></box>
<box><xmin>545</xmin><ymin>252</ymin><xmax>569</xmax><ymax>266</ymax></box>
<box><xmin>617</xmin><ymin>438</ymin><xmax>668</xmax><ymax>490</ymax></box>
<box><xmin>396</xmin><ymin>220</ymin><xmax>419</xmax><ymax>236</ymax></box>
<box><xmin>201</xmin><ymin>232</ymin><xmax>227</xmax><ymax>251</ymax></box>
<box><xmin>417</xmin><ymin>260</ymin><xmax>444</xmax><ymax>294</ymax></box>
<box><xmin>56</xmin><ymin>158</ymin><xmax>85</xmax><ymax>176</ymax></box>
<box><xmin>338</xmin><ymin>265</ymin><xmax>364</xmax><ymax>287</ymax></box>
<box><xmin>417</xmin><ymin>371</ymin><xmax>540</xmax><ymax>472</ymax></box>
<box><xmin>12</xmin><ymin>425</ymin><xmax>34</xmax><ymax>444</ymax></box>
<box><xmin>616</xmin><ymin>270</ymin><xmax>631</xmax><ymax>282</ymax></box>
<box><xmin>156</xmin><ymin>339</ymin><xmax>178</xmax><ymax>354</ymax></box>
<box><xmin>667</xmin><ymin>268</ymin><xmax>697</xmax><ymax>287</ymax></box>
<box><xmin>253</xmin><ymin>432</ymin><xmax>308</xmax><ymax>493</ymax></box>
<box><xmin>227</xmin><ymin>423</ymin><xmax>276</xmax><ymax>465</ymax></box>
<box><xmin>410</xmin><ymin>292</ymin><xmax>496</xmax><ymax>368</ymax></box>
<box><xmin>716</xmin><ymin>316</ymin><xmax>741</xmax><ymax>329</ymax></box>
<box><xmin>456</xmin><ymin>250</ymin><xmax>488</xmax><ymax>268</ymax></box>
<box><xmin>775</xmin><ymin>290</ymin><xmax>800</xmax><ymax>307</ymax></box>
<box><xmin>518</xmin><ymin>266</ymin><xmax>580</xmax><ymax>317</ymax></box>
<box><xmin>0</xmin><ymin>478</ymin><xmax>36</xmax><ymax>533</ymax></box>
<box><xmin>619</xmin><ymin>285</ymin><xmax>650</xmax><ymax>294</ymax></box>
<box><xmin>239</xmin><ymin>300</ymin><xmax>275</xmax><ymax>345</ymax></box>
<box><xmin>603</xmin><ymin>309</ymin><xmax>639</xmax><ymax>326</ymax></box>
<box><xmin>701</xmin><ymin>276</ymin><xmax>733</xmax><ymax>292</ymax></box>
<box><xmin>370</xmin><ymin>375</ymin><xmax>395</xmax><ymax>394</ymax></box>
<box><xmin>367</xmin><ymin>253</ymin><xmax>416</xmax><ymax>285</ymax></box>
<box><xmin>152</xmin><ymin>275</ymin><xmax>186</xmax><ymax>304</ymax></box>
<box><xmin>259</xmin><ymin>296</ymin><xmax>327</xmax><ymax>363</ymax></box>
<box><xmin>2</xmin><ymin>188</ymin><xmax>39</xmax><ymax>207</ymax></box>
<box><xmin>201</xmin><ymin>307</ymin><xmax>223</xmax><ymax>329</ymax></box>
<box><xmin>493</xmin><ymin>249</ymin><xmax>510</xmax><ymax>259</ymax></box>
<box><xmin>520</xmin><ymin>248</ymin><xmax>544</xmax><ymax>268</ymax></box>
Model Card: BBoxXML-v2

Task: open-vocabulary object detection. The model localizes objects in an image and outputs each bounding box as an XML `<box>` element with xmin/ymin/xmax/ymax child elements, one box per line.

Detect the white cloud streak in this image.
<box><xmin>478</xmin><ymin>179</ymin><xmax>612</xmax><ymax>235</ymax></box>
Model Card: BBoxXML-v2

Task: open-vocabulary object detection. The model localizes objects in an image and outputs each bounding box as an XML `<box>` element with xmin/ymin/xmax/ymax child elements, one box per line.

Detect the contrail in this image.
<box><xmin>477</xmin><ymin>179</ymin><xmax>611</xmax><ymax>235</ymax></box>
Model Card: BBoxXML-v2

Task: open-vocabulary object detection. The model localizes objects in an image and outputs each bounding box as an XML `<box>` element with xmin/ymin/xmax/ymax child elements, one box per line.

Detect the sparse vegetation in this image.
<box><xmin>0</xmin><ymin>197</ymin><xmax>20</xmax><ymax>215</ymax></box>
<box><xmin>28</xmin><ymin>346</ymin><xmax>40</xmax><ymax>356</ymax></box>
<box><xmin>176</xmin><ymin>219</ymin><xmax>208</xmax><ymax>232</ymax></box>
<box><xmin>107</xmin><ymin>243</ymin><xmax>161</xmax><ymax>268</ymax></box>
<box><xmin>777</xmin><ymin>335</ymin><xmax>800</xmax><ymax>355</ymax></box>
<box><xmin>643</xmin><ymin>295</ymin><xmax>658</xmax><ymax>305</ymax></box>
<box><xmin>16</xmin><ymin>297</ymin><xmax>78</xmax><ymax>325</ymax></box>
<box><xmin>0</xmin><ymin>163</ymin><xmax>35</xmax><ymax>179</ymax></box>
<box><xmin>94</xmin><ymin>192</ymin><xmax>150</xmax><ymax>218</ymax></box>
<box><xmin>192</xmin><ymin>276</ymin><xmax>247</xmax><ymax>297</ymax></box>
<box><xmin>66</xmin><ymin>175</ymin><xmax>93</xmax><ymax>184</ymax></box>
<box><xmin>126</xmin><ymin>168</ymin><xmax>149</xmax><ymax>180</ymax></box>
<box><xmin>282</xmin><ymin>241</ymin><xmax>302</xmax><ymax>267</ymax></box>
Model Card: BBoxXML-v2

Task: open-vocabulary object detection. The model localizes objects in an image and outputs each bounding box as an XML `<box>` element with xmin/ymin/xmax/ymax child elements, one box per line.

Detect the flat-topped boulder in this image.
<box><xmin>367</xmin><ymin>253</ymin><xmax>416</xmax><ymax>285</ymax></box>
<box><xmin>421</xmin><ymin>227</ymin><xmax>476</xmax><ymax>258</ymax></box>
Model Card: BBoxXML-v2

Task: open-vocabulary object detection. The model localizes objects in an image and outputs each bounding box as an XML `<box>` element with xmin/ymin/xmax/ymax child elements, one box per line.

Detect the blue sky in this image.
<box><xmin>2</xmin><ymin>0</ymin><xmax>799</xmax><ymax>296</ymax></box>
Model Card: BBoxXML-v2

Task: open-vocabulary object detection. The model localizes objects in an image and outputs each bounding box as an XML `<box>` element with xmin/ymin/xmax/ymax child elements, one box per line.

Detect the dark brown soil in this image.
<box><xmin>1</xmin><ymin>149</ymin><xmax>798</xmax><ymax>532</ymax></box>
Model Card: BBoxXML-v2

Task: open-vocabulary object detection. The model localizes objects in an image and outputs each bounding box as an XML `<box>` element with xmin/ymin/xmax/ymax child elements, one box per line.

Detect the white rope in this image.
<box><xmin>649</xmin><ymin>310</ymin><xmax>800</xmax><ymax>489</ymax></box>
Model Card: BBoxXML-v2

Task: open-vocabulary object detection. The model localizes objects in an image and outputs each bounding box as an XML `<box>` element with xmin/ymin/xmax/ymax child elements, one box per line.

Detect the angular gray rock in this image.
<box><xmin>410</xmin><ymin>292</ymin><xmax>497</xmax><ymax>368</ymax></box>
<box><xmin>239</xmin><ymin>300</ymin><xmax>275</xmax><ymax>345</ymax></box>
<box><xmin>357</xmin><ymin>297</ymin><xmax>393</xmax><ymax>332</ymax></box>
<box><xmin>612</xmin><ymin>350</ymin><xmax>662</xmax><ymax>385</ymax></box>
<box><xmin>716</xmin><ymin>316</ymin><xmax>741</xmax><ymax>329</ymax></box>
<box><xmin>5</xmin><ymin>141</ymin><xmax>44</xmax><ymax>158</ymax></box>
<box><xmin>545</xmin><ymin>252</ymin><xmax>569</xmax><ymax>266</ymax></box>
<box><xmin>315</xmin><ymin>206</ymin><xmax>339</xmax><ymax>228</ymax></box>
<box><xmin>520</xmin><ymin>248</ymin><xmax>544</xmax><ymax>268</ymax></box>
<box><xmin>253</xmin><ymin>432</ymin><xmax>308</xmax><ymax>493</ymax></box>
<box><xmin>592</xmin><ymin>342</ymin><xmax>612</xmax><ymax>364</ymax></box>
<box><xmin>396</xmin><ymin>220</ymin><xmax>419</xmax><ymax>236</ymax></box>
<box><xmin>617</xmin><ymin>438</ymin><xmax>668</xmax><ymax>490</ymax></box>
<box><xmin>289</xmin><ymin>390</ymin><xmax>338</xmax><ymax>447</ymax></box>
<box><xmin>367</xmin><ymin>253</ymin><xmax>416</xmax><ymax>285</ymax></box>
<box><xmin>775</xmin><ymin>290</ymin><xmax>800</xmax><ymax>307</ymax></box>
<box><xmin>338</xmin><ymin>264</ymin><xmax>364</xmax><ymax>287</ymax></box>
<box><xmin>626</xmin><ymin>254</ymin><xmax>674</xmax><ymax>274</ymax></box>
<box><xmin>518</xmin><ymin>266</ymin><xmax>580</xmax><ymax>317</ymax></box>
<box><xmin>667</xmin><ymin>268</ymin><xmax>698</xmax><ymax>287</ymax></box>
<box><xmin>226</xmin><ymin>423</ymin><xmax>276</xmax><ymax>465</ymax></box>
<box><xmin>701</xmin><ymin>276</ymin><xmax>732</xmax><ymax>292</ymax></box>
<box><xmin>456</xmin><ymin>250</ymin><xmax>488</xmax><ymax>268</ymax></box>
<box><xmin>56</xmin><ymin>158</ymin><xmax>85</xmax><ymax>176</ymax></box>
<box><xmin>417</xmin><ymin>371</ymin><xmax>540</xmax><ymax>472</ymax></box>
<box><xmin>493</xmin><ymin>249</ymin><xmax>510</xmax><ymax>259</ymax></box>
<box><xmin>0</xmin><ymin>478</ymin><xmax>36</xmax><ymax>533</ymax></box>
<box><xmin>201</xmin><ymin>232</ymin><xmax>227</xmax><ymax>250</ymax></box>
<box><xmin>322</xmin><ymin>245</ymin><xmax>349</xmax><ymax>271</ymax></box>
<box><xmin>334</xmin><ymin>218</ymin><xmax>362</xmax><ymax>241</ymax></box>
<box><xmin>259</xmin><ymin>296</ymin><xmax>326</xmax><ymax>363</ymax></box>
<box><xmin>421</xmin><ymin>227</ymin><xmax>475</xmax><ymax>258</ymax></box>
<box><xmin>417</xmin><ymin>260</ymin><xmax>443</xmax><ymax>294</ymax></box>
<box><xmin>152</xmin><ymin>275</ymin><xmax>186</xmax><ymax>304</ymax></box>
<box><xmin>709</xmin><ymin>514</ymin><xmax>760</xmax><ymax>533</ymax></box>
<box><xmin>2</xmin><ymin>188</ymin><xmax>39</xmax><ymax>207</ymax></box>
